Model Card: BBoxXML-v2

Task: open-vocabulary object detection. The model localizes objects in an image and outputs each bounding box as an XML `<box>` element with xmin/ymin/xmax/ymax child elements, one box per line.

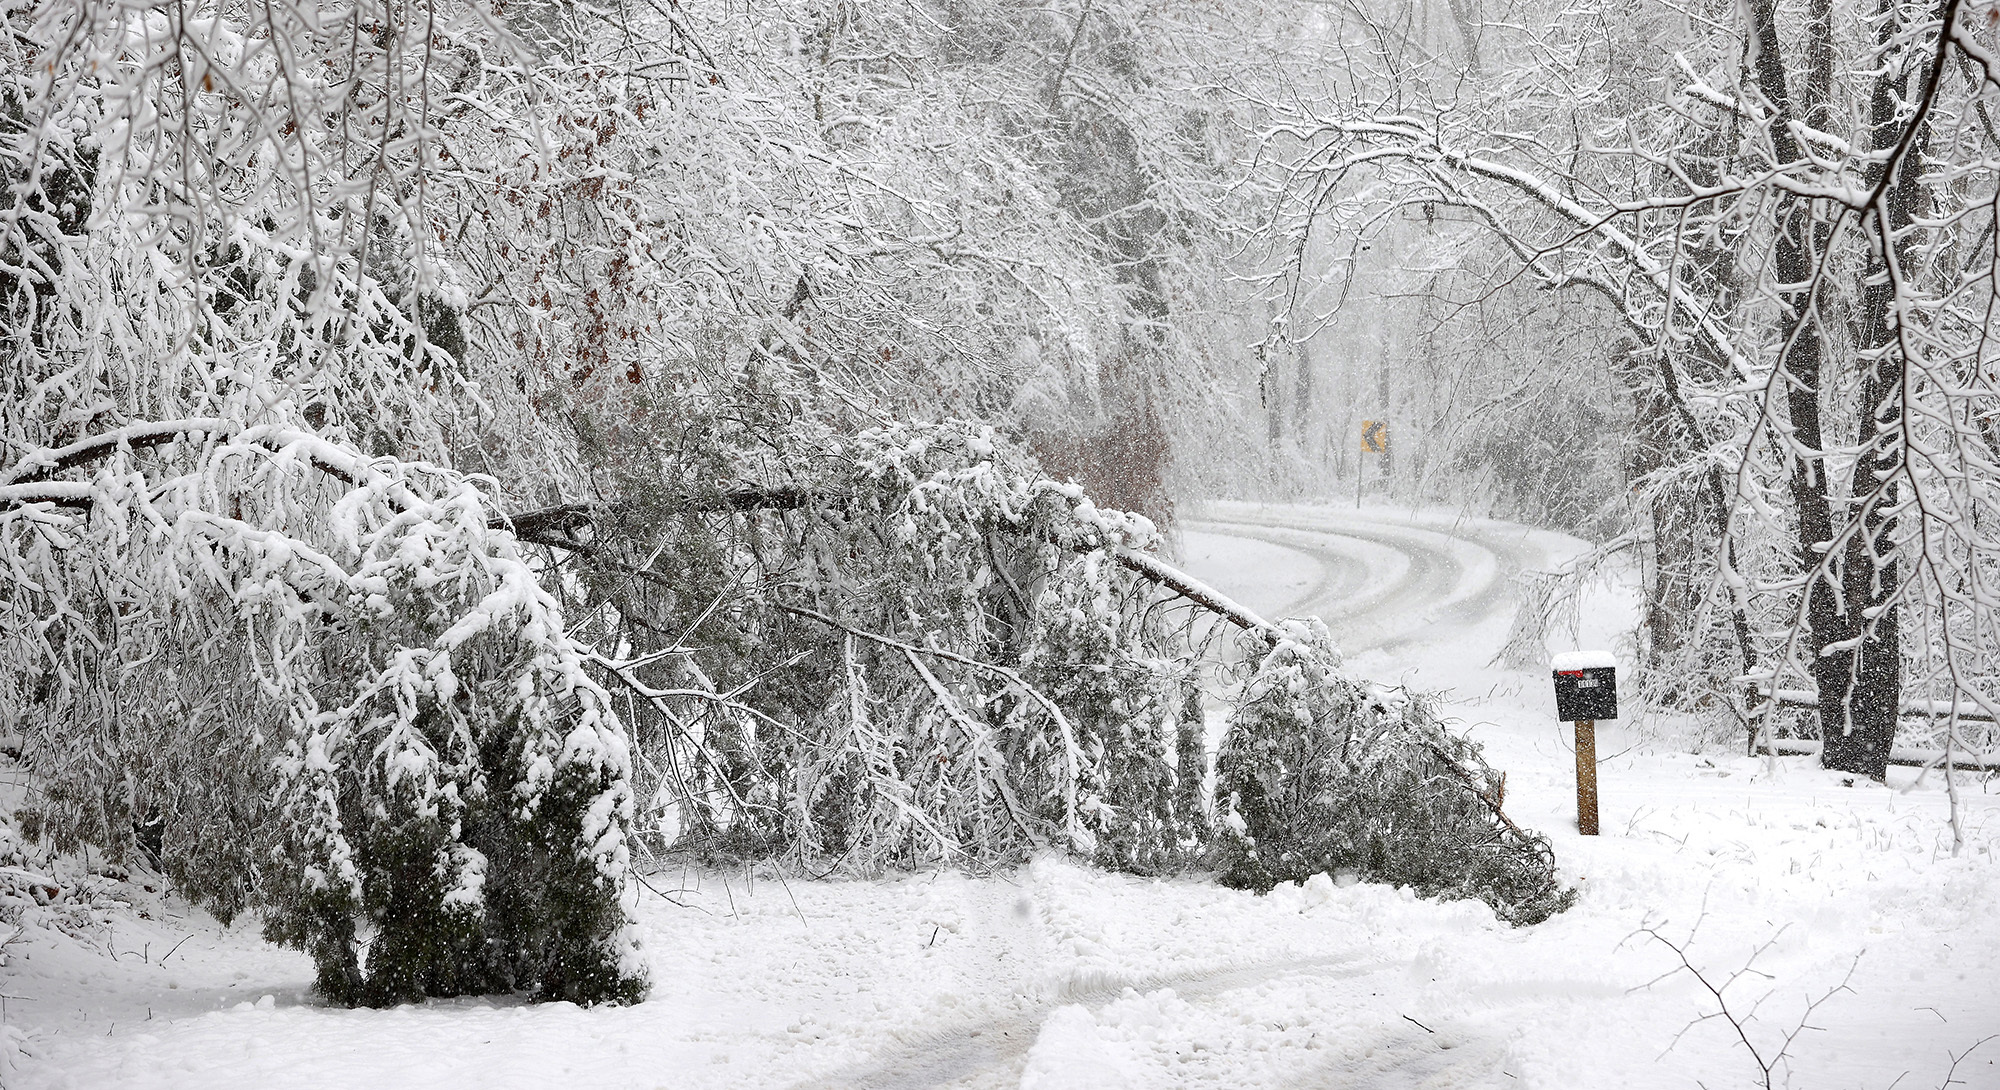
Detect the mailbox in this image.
<box><xmin>1552</xmin><ymin>651</ymin><xmax>1617</xmax><ymax>721</ymax></box>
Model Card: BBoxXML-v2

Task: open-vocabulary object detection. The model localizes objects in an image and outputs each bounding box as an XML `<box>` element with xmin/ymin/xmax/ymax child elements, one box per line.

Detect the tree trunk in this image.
<box><xmin>1821</xmin><ymin>0</ymin><xmax>1936</xmax><ymax>775</ymax></box>
<box><xmin>1743</xmin><ymin>0</ymin><xmax>1938</xmax><ymax>778</ymax></box>
<box><xmin>1742</xmin><ymin>0</ymin><xmax>1898</xmax><ymax>776</ymax></box>
<box><xmin>1292</xmin><ymin>331</ymin><xmax>1315</xmax><ymax>444</ymax></box>
<box><xmin>1445</xmin><ymin>0</ymin><xmax>1482</xmax><ymax>78</ymax></box>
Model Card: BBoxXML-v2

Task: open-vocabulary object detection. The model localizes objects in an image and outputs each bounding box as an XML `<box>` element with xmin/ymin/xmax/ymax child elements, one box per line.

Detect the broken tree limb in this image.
<box><xmin>1108</xmin><ymin>545</ymin><xmax>1280</xmax><ymax>645</ymax></box>
<box><xmin>1426</xmin><ymin>739</ymin><xmax>1534</xmax><ymax>841</ymax></box>
<box><xmin>3</xmin><ymin>425</ymin><xmax>1285</xmax><ymax>653</ymax></box>
<box><xmin>496</xmin><ymin>492</ymin><xmax>1283</xmax><ymax>646</ymax></box>
<box><xmin>494</xmin><ymin>489</ymin><xmax>819</xmax><ymax>546</ymax></box>
<box><xmin>0</xmin><ymin>422</ymin><xmax>371</xmax><ymax>510</ymax></box>
<box><xmin>0</xmin><ymin>418</ymin><xmax>232</xmax><ymax>486</ymax></box>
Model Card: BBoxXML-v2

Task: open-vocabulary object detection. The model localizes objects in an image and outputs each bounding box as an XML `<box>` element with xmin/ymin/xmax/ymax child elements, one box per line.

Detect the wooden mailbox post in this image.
<box><xmin>1551</xmin><ymin>651</ymin><xmax>1617</xmax><ymax>836</ymax></box>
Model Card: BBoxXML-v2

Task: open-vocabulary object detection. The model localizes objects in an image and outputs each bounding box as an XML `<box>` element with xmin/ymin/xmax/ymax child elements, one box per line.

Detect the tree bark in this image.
<box><xmin>1821</xmin><ymin>0</ymin><xmax>1939</xmax><ymax>775</ymax></box>
<box><xmin>1743</xmin><ymin>0</ymin><xmax>1901</xmax><ymax>777</ymax></box>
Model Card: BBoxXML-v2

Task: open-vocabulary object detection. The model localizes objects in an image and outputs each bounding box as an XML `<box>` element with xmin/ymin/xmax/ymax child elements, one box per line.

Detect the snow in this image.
<box><xmin>1551</xmin><ymin>650</ymin><xmax>1616</xmax><ymax>671</ymax></box>
<box><xmin>6</xmin><ymin>502</ymin><xmax>1999</xmax><ymax>1089</ymax></box>
<box><xmin>1176</xmin><ymin>530</ymin><xmax>1323</xmax><ymax>616</ymax></box>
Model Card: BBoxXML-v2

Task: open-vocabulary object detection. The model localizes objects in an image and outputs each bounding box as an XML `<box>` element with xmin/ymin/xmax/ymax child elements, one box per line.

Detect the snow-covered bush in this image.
<box><xmin>1215</xmin><ymin>620</ymin><xmax>1574</xmax><ymax>925</ymax></box>
<box><xmin>1</xmin><ymin>432</ymin><xmax>647</xmax><ymax>1006</ymax></box>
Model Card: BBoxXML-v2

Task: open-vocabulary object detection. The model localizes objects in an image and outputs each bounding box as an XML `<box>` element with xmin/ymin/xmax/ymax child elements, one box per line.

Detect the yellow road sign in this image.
<box><xmin>1360</xmin><ymin>419</ymin><xmax>1388</xmax><ymax>454</ymax></box>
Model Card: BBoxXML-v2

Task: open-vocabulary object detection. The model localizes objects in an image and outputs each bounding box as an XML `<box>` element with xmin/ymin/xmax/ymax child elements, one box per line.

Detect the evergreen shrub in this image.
<box><xmin>1214</xmin><ymin>620</ymin><xmax>1575</xmax><ymax>926</ymax></box>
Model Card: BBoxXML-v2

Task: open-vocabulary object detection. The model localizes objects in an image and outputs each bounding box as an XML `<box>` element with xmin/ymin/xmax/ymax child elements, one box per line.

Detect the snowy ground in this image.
<box><xmin>6</xmin><ymin>502</ymin><xmax>1997</xmax><ymax>1089</ymax></box>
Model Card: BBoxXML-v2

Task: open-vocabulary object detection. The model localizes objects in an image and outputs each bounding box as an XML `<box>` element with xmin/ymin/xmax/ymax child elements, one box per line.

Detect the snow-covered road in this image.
<box><xmin>1181</xmin><ymin>501</ymin><xmax>1565</xmax><ymax>656</ymax></box>
<box><xmin>10</xmin><ymin>503</ymin><xmax>1999</xmax><ymax>1090</ymax></box>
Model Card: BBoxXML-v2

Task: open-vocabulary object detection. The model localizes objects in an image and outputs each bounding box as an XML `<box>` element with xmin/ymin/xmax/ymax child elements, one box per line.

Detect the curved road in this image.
<box><xmin>1179</xmin><ymin>501</ymin><xmax>1573</xmax><ymax>661</ymax></box>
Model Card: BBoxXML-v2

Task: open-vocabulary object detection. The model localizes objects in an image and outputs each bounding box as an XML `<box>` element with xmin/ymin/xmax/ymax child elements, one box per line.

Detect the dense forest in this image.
<box><xmin>3</xmin><ymin>0</ymin><xmax>1997</xmax><ymax>1006</ymax></box>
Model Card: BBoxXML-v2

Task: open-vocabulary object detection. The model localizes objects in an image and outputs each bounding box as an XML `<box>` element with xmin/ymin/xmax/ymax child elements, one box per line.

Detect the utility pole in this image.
<box><xmin>1378</xmin><ymin>356</ymin><xmax>1393</xmax><ymax>492</ymax></box>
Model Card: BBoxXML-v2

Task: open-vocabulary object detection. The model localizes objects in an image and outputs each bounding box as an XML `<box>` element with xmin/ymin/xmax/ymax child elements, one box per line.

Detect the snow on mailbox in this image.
<box><xmin>1551</xmin><ymin>650</ymin><xmax>1618</xmax><ymax>722</ymax></box>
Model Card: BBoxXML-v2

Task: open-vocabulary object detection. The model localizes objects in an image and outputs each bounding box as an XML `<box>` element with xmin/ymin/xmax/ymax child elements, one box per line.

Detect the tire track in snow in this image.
<box><xmin>782</xmin><ymin>861</ymin><xmax>1512</xmax><ymax>1090</ymax></box>
<box><xmin>1183</xmin><ymin>506</ymin><xmax>1556</xmax><ymax>657</ymax></box>
<box><xmin>783</xmin><ymin>952</ymin><xmax>1394</xmax><ymax>1090</ymax></box>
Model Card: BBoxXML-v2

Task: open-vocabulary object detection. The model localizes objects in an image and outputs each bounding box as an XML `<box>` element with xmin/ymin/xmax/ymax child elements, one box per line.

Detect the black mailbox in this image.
<box><xmin>1552</xmin><ymin>654</ymin><xmax>1617</xmax><ymax>721</ymax></box>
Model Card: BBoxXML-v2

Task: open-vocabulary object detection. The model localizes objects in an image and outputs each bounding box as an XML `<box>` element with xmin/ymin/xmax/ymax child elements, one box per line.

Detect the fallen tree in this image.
<box><xmin>473</xmin><ymin>420</ymin><xmax>1573</xmax><ymax>918</ymax></box>
<box><xmin>0</xmin><ymin>416</ymin><xmax>1575</xmax><ymax>1013</ymax></box>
